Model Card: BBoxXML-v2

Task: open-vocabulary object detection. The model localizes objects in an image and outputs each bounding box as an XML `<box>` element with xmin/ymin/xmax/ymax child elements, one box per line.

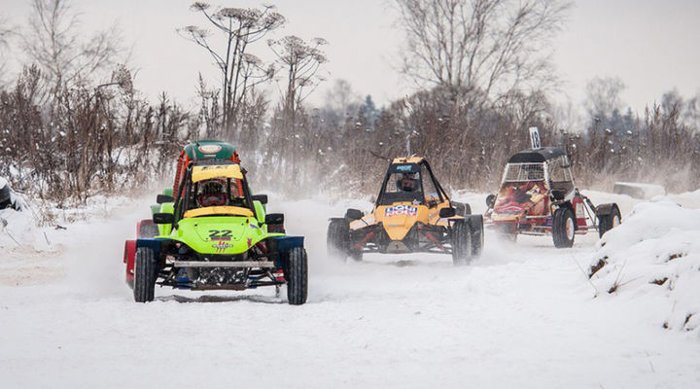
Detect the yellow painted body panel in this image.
<box><xmin>351</xmin><ymin>199</ymin><xmax>455</xmax><ymax>241</ymax></box>
<box><xmin>391</xmin><ymin>156</ymin><xmax>425</xmax><ymax>165</ymax></box>
<box><xmin>347</xmin><ymin>155</ymin><xmax>460</xmax><ymax>242</ymax></box>
<box><xmin>191</xmin><ymin>164</ymin><xmax>243</xmax><ymax>183</ymax></box>
<box><xmin>183</xmin><ymin>206</ymin><xmax>254</xmax><ymax>218</ymax></box>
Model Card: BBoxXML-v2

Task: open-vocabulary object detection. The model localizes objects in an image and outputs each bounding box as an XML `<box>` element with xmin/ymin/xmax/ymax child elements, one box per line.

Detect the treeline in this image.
<box><xmin>244</xmin><ymin>81</ymin><xmax>700</xmax><ymax>196</ymax></box>
<box><xmin>1</xmin><ymin>0</ymin><xmax>698</xmax><ymax>207</ymax></box>
<box><xmin>0</xmin><ymin>64</ymin><xmax>195</xmax><ymax>203</ymax></box>
<box><xmin>0</xmin><ymin>0</ymin><xmax>200</xmax><ymax>205</ymax></box>
<box><xmin>566</xmin><ymin>92</ymin><xmax>700</xmax><ymax>192</ymax></box>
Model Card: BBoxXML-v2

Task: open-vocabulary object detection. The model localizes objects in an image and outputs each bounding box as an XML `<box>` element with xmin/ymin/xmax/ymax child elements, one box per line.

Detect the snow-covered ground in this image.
<box><xmin>1</xmin><ymin>190</ymin><xmax>699</xmax><ymax>388</ymax></box>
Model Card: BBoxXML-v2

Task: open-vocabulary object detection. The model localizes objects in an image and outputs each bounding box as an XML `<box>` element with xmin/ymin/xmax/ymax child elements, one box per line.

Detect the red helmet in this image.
<box><xmin>197</xmin><ymin>180</ymin><xmax>227</xmax><ymax>207</ymax></box>
<box><xmin>399</xmin><ymin>173</ymin><xmax>418</xmax><ymax>192</ymax></box>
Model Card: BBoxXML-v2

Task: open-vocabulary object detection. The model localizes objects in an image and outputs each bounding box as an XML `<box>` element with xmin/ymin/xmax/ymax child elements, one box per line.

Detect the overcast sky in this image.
<box><xmin>3</xmin><ymin>0</ymin><xmax>700</xmax><ymax>114</ymax></box>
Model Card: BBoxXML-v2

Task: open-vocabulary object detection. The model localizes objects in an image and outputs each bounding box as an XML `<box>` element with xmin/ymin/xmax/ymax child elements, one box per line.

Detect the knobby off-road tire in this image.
<box><xmin>552</xmin><ymin>207</ymin><xmax>575</xmax><ymax>248</ymax></box>
<box><xmin>134</xmin><ymin>247</ymin><xmax>157</xmax><ymax>303</ymax></box>
<box><xmin>496</xmin><ymin>224</ymin><xmax>517</xmax><ymax>243</ymax></box>
<box><xmin>469</xmin><ymin>217</ymin><xmax>484</xmax><ymax>257</ymax></box>
<box><xmin>451</xmin><ymin>220</ymin><xmax>473</xmax><ymax>266</ymax></box>
<box><xmin>286</xmin><ymin>247</ymin><xmax>308</xmax><ymax>305</ymax></box>
<box><xmin>349</xmin><ymin>250</ymin><xmax>363</xmax><ymax>262</ymax></box>
<box><xmin>454</xmin><ymin>202</ymin><xmax>472</xmax><ymax>217</ymax></box>
<box><xmin>327</xmin><ymin>219</ymin><xmax>350</xmax><ymax>260</ymax></box>
<box><xmin>138</xmin><ymin>219</ymin><xmax>159</xmax><ymax>238</ymax></box>
<box><xmin>598</xmin><ymin>206</ymin><xmax>621</xmax><ymax>238</ymax></box>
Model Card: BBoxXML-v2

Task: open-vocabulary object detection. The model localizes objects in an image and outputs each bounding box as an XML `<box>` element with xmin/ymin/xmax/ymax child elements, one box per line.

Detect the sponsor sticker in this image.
<box><xmin>212</xmin><ymin>241</ymin><xmax>232</xmax><ymax>253</ymax></box>
<box><xmin>199</xmin><ymin>144</ymin><xmax>222</xmax><ymax>154</ymax></box>
<box><xmin>384</xmin><ymin>205</ymin><xmax>418</xmax><ymax>217</ymax></box>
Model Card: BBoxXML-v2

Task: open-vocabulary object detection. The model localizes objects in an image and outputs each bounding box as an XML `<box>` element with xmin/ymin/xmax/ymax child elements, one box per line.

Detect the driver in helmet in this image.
<box><xmin>398</xmin><ymin>173</ymin><xmax>418</xmax><ymax>192</ymax></box>
<box><xmin>196</xmin><ymin>180</ymin><xmax>227</xmax><ymax>207</ymax></box>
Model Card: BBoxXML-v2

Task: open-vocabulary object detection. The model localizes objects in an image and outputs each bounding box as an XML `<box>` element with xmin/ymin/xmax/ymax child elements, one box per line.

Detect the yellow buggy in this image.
<box><xmin>327</xmin><ymin>157</ymin><xmax>483</xmax><ymax>265</ymax></box>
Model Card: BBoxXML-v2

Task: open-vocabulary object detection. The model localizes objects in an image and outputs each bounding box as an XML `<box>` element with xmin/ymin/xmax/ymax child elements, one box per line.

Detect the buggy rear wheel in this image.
<box><xmin>469</xmin><ymin>217</ymin><xmax>484</xmax><ymax>257</ymax></box>
<box><xmin>496</xmin><ymin>224</ymin><xmax>517</xmax><ymax>242</ymax></box>
<box><xmin>349</xmin><ymin>250</ymin><xmax>363</xmax><ymax>262</ymax></box>
<box><xmin>552</xmin><ymin>207</ymin><xmax>575</xmax><ymax>248</ymax></box>
<box><xmin>134</xmin><ymin>247</ymin><xmax>157</xmax><ymax>303</ymax></box>
<box><xmin>138</xmin><ymin>219</ymin><xmax>159</xmax><ymax>238</ymax></box>
<box><xmin>327</xmin><ymin>219</ymin><xmax>350</xmax><ymax>260</ymax></box>
<box><xmin>451</xmin><ymin>220</ymin><xmax>473</xmax><ymax>266</ymax></box>
<box><xmin>286</xmin><ymin>247</ymin><xmax>308</xmax><ymax>305</ymax></box>
<box><xmin>598</xmin><ymin>205</ymin><xmax>621</xmax><ymax>238</ymax></box>
<box><xmin>453</xmin><ymin>202</ymin><xmax>472</xmax><ymax>217</ymax></box>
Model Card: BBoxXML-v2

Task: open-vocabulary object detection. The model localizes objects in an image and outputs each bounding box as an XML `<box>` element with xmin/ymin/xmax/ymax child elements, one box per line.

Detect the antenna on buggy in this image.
<box><xmin>402</xmin><ymin>96</ymin><xmax>415</xmax><ymax>155</ymax></box>
<box><xmin>192</xmin><ymin>141</ymin><xmax>200</xmax><ymax>162</ymax></box>
<box><xmin>529</xmin><ymin>127</ymin><xmax>542</xmax><ymax>150</ymax></box>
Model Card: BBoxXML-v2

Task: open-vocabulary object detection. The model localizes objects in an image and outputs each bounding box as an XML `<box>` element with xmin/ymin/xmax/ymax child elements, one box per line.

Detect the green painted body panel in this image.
<box><xmin>158</xmin><ymin>202</ymin><xmax>174</xmax><ymax>236</ymax></box>
<box><xmin>184</xmin><ymin>140</ymin><xmax>237</xmax><ymax>160</ymax></box>
<box><xmin>169</xmin><ymin>216</ymin><xmax>267</xmax><ymax>255</ymax></box>
<box><xmin>152</xmin><ymin>200</ymin><xmax>277</xmax><ymax>254</ymax></box>
<box><xmin>253</xmin><ymin>200</ymin><xmax>265</xmax><ymax>224</ymax></box>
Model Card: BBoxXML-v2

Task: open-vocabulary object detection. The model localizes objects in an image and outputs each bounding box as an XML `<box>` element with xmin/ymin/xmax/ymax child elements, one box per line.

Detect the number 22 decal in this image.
<box><xmin>209</xmin><ymin>230</ymin><xmax>232</xmax><ymax>241</ymax></box>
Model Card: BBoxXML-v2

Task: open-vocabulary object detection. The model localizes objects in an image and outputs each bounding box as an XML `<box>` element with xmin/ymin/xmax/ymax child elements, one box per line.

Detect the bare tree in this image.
<box><xmin>180</xmin><ymin>3</ymin><xmax>284</xmax><ymax>136</ymax></box>
<box><xmin>0</xmin><ymin>15</ymin><xmax>14</xmax><ymax>85</ymax></box>
<box><xmin>324</xmin><ymin>79</ymin><xmax>361</xmax><ymax>114</ymax></box>
<box><xmin>0</xmin><ymin>16</ymin><xmax>10</xmax><ymax>44</ymax></box>
<box><xmin>683</xmin><ymin>92</ymin><xmax>700</xmax><ymax>130</ymax></box>
<box><xmin>268</xmin><ymin>35</ymin><xmax>328</xmax><ymax>129</ymax></box>
<box><xmin>394</xmin><ymin>0</ymin><xmax>570</xmax><ymax>108</ymax></box>
<box><xmin>21</xmin><ymin>0</ymin><xmax>124</xmax><ymax>90</ymax></box>
<box><xmin>584</xmin><ymin>76</ymin><xmax>626</xmax><ymax>118</ymax></box>
<box><xmin>195</xmin><ymin>73</ymin><xmax>220</xmax><ymax>138</ymax></box>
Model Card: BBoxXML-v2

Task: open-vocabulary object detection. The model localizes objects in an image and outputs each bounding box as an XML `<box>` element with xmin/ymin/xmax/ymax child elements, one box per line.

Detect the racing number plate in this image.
<box><xmin>209</xmin><ymin>230</ymin><xmax>232</xmax><ymax>241</ymax></box>
<box><xmin>384</xmin><ymin>205</ymin><xmax>418</xmax><ymax>217</ymax></box>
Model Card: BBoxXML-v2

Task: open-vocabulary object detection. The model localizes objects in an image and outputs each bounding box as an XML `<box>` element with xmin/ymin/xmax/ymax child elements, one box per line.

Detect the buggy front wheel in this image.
<box><xmin>451</xmin><ymin>220</ymin><xmax>473</xmax><ymax>266</ymax></box>
<box><xmin>327</xmin><ymin>219</ymin><xmax>350</xmax><ymax>261</ymax></box>
<box><xmin>552</xmin><ymin>207</ymin><xmax>575</xmax><ymax>248</ymax></box>
<box><xmin>134</xmin><ymin>247</ymin><xmax>157</xmax><ymax>303</ymax></box>
<box><xmin>286</xmin><ymin>247</ymin><xmax>308</xmax><ymax>305</ymax></box>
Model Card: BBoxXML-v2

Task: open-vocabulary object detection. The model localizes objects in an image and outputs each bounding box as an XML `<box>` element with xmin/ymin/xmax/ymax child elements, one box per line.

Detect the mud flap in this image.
<box><xmin>595</xmin><ymin>203</ymin><xmax>618</xmax><ymax>216</ymax></box>
<box><xmin>269</xmin><ymin>236</ymin><xmax>305</xmax><ymax>270</ymax></box>
<box><xmin>124</xmin><ymin>240</ymin><xmax>137</xmax><ymax>288</ymax></box>
<box><xmin>136</xmin><ymin>238</ymin><xmax>163</xmax><ymax>258</ymax></box>
<box><xmin>270</xmin><ymin>235</ymin><xmax>304</xmax><ymax>251</ymax></box>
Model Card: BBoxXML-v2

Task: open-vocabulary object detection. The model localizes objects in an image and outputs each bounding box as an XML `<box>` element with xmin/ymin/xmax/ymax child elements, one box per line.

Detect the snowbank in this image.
<box><xmin>670</xmin><ymin>188</ymin><xmax>700</xmax><ymax>209</ymax></box>
<box><xmin>614</xmin><ymin>181</ymin><xmax>666</xmax><ymax>199</ymax></box>
<box><xmin>3</xmin><ymin>190</ymin><xmax>700</xmax><ymax>387</ymax></box>
<box><xmin>0</xmin><ymin>208</ymin><xmax>53</xmax><ymax>252</ymax></box>
<box><xmin>0</xmin><ymin>194</ymin><xmax>139</xmax><ymax>256</ymax></box>
<box><xmin>589</xmin><ymin>198</ymin><xmax>700</xmax><ymax>333</ymax></box>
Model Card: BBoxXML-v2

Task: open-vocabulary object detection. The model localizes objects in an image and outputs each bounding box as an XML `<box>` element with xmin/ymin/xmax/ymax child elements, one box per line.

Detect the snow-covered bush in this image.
<box><xmin>589</xmin><ymin>199</ymin><xmax>700</xmax><ymax>332</ymax></box>
<box><xmin>0</xmin><ymin>207</ymin><xmax>53</xmax><ymax>252</ymax></box>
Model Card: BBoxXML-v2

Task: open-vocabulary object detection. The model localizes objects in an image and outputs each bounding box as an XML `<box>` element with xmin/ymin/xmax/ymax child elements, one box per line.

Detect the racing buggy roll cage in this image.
<box><xmin>501</xmin><ymin>153</ymin><xmax>607</xmax><ymax>232</ymax></box>
<box><xmin>375</xmin><ymin>159</ymin><xmax>450</xmax><ymax>207</ymax></box>
<box><xmin>486</xmin><ymin>144</ymin><xmax>621</xmax><ymax>246</ymax></box>
<box><xmin>145</xmin><ymin>160</ymin><xmax>300</xmax><ymax>292</ymax></box>
<box><xmin>328</xmin><ymin>156</ymin><xmax>483</xmax><ymax>265</ymax></box>
<box><xmin>170</xmin><ymin>160</ymin><xmax>256</xmax><ymax>225</ymax></box>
